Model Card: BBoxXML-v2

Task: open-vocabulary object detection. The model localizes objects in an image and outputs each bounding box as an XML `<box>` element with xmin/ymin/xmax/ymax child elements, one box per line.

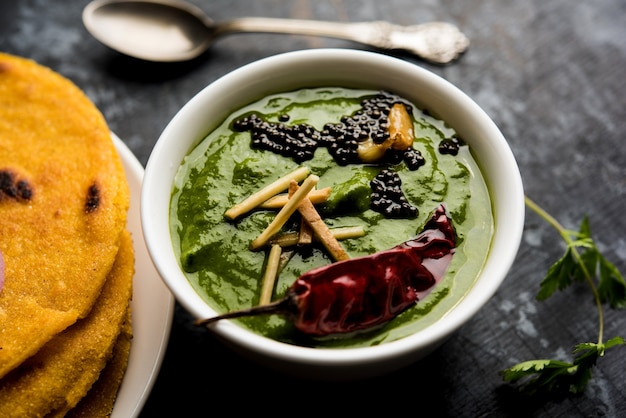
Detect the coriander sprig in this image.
<box><xmin>500</xmin><ymin>195</ymin><xmax>626</xmax><ymax>395</ymax></box>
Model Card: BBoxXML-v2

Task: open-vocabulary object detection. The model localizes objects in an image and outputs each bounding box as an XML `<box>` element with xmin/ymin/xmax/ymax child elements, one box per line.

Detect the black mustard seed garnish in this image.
<box><xmin>231</xmin><ymin>91</ymin><xmax>459</xmax><ymax>220</ymax></box>
<box><xmin>370</xmin><ymin>169</ymin><xmax>418</xmax><ymax>218</ymax></box>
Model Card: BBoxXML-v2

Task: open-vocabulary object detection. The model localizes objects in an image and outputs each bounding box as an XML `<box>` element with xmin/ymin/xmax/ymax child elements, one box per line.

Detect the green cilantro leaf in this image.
<box><xmin>500</xmin><ymin>359</ymin><xmax>577</xmax><ymax>395</ymax></box>
<box><xmin>501</xmin><ymin>337</ymin><xmax>624</xmax><ymax>395</ymax></box>
<box><xmin>595</xmin><ymin>249</ymin><xmax>626</xmax><ymax>309</ymax></box>
<box><xmin>535</xmin><ymin>216</ymin><xmax>626</xmax><ymax>303</ymax></box>
<box><xmin>536</xmin><ymin>246</ymin><xmax>578</xmax><ymax>300</ymax></box>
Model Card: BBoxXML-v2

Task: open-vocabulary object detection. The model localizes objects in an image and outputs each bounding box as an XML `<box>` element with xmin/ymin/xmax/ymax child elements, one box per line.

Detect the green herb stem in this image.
<box><xmin>524</xmin><ymin>195</ymin><xmax>605</xmax><ymax>344</ymax></box>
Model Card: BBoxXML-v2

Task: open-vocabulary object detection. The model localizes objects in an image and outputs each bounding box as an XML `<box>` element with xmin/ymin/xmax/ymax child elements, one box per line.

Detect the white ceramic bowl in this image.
<box><xmin>141</xmin><ymin>49</ymin><xmax>524</xmax><ymax>379</ymax></box>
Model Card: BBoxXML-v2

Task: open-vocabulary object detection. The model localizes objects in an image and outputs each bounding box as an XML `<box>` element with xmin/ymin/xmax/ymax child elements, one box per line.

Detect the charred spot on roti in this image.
<box><xmin>85</xmin><ymin>183</ymin><xmax>100</xmax><ymax>213</ymax></box>
<box><xmin>0</xmin><ymin>169</ymin><xmax>33</xmax><ymax>202</ymax></box>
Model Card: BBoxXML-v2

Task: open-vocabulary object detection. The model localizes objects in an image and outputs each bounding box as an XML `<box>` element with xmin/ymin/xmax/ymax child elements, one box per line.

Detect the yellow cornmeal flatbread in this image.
<box><xmin>64</xmin><ymin>309</ymin><xmax>133</xmax><ymax>418</ymax></box>
<box><xmin>0</xmin><ymin>52</ymin><xmax>130</xmax><ymax>378</ymax></box>
<box><xmin>0</xmin><ymin>230</ymin><xmax>134</xmax><ymax>418</ymax></box>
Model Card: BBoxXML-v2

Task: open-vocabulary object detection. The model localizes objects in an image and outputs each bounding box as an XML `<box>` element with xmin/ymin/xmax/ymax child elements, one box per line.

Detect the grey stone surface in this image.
<box><xmin>1</xmin><ymin>0</ymin><xmax>624</xmax><ymax>416</ymax></box>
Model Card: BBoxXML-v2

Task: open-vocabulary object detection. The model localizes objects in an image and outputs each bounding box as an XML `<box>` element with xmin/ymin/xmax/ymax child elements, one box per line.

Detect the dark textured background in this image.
<box><xmin>1</xmin><ymin>0</ymin><xmax>625</xmax><ymax>416</ymax></box>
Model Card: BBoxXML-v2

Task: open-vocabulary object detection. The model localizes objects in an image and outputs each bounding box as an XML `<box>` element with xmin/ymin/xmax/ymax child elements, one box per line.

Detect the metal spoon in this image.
<box><xmin>82</xmin><ymin>0</ymin><xmax>469</xmax><ymax>64</ymax></box>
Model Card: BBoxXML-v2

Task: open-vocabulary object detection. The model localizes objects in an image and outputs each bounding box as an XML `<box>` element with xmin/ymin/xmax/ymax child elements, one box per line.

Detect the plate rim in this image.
<box><xmin>110</xmin><ymin>133</ymin><xmax>174</xmax><ymax>418</ymax></box>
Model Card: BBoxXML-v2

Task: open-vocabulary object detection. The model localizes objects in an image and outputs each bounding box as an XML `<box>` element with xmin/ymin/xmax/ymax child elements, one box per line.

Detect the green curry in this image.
<box><xmin>170</xmin><ymin>87</ymin><xmax>493</xmax><ymax>348</ymax></box>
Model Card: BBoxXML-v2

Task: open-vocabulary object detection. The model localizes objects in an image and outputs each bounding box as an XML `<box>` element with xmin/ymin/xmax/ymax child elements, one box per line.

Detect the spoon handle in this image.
<box><xmin>213</xmin><ymin>18</ymin><xmax>469</xmax><ymax>64</ymax></box>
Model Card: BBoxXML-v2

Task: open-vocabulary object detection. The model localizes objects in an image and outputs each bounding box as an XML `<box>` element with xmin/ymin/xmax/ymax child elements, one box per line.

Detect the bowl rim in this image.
<box><xmin>141</xmin><ymin>48</ymin><xmax>525</xmax><ymax>371</ymax></box>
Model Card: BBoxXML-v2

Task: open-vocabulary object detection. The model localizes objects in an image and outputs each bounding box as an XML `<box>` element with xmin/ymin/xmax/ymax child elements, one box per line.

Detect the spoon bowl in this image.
<box><xmin>83</xmin><ymin>0</ymin><xmax>470</xmax><ymax>64</ymax></box>
<box><xmin>83</xmin><ymin>0</ymin><xmax>214</xmax><ymax>62</ymax></box>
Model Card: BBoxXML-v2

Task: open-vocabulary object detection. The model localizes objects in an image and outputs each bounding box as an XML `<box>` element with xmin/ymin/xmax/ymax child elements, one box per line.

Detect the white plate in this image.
<box><xmin>110</xmin><ymin>134</ymin><xmax>174</xmax><ymax>418</ymax></box>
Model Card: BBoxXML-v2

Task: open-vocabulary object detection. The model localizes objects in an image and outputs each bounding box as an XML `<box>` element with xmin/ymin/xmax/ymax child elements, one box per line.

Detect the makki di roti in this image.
<box><xmin>65</xmin><ymin>308</ymin><xmax>133</xmax><ymax>418</ymax></box>
<box><xmin>0</xmin><ymin>52</ymin><xmax>130</xmax><ymax>377</ymax></box>
<box><xmin>0</xmin><ymin>231</ymin><xmax>134</xmax><ymax>417</ymax></box>
<box><xmin>0</xmin><ymin>52</ymin><xmax>134</xmax><ymax>415</ymax></box>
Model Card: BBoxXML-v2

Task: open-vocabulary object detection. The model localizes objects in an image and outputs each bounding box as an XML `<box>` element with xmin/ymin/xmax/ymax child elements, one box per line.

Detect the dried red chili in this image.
<box><xmin>196</xmin><ymin>204</ymin><xmax>455</xmax><ymax>336</ymax></box>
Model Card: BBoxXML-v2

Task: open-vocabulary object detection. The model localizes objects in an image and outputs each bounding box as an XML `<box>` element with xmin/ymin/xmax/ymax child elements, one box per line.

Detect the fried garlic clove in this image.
<box><xmin>357</xmin><ymin>102</ymin><xmax>414</xmax><ymax>163</ymax></box>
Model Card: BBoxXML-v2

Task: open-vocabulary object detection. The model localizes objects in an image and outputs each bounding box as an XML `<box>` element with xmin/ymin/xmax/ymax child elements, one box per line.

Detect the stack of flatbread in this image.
<box><xmin>0</xmin><ymin>52</ymin><xmax>134</xmax><ymax>417</ymax></box>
